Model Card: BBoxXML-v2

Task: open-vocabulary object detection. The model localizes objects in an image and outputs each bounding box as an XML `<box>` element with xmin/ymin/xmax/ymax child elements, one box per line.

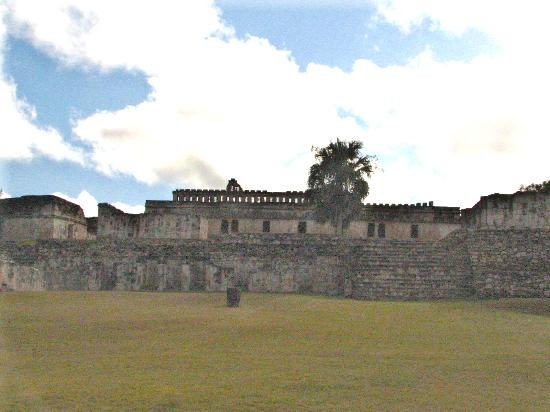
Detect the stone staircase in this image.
<box><xmin>350</xmin><ymin>233</ymin><xmax>474</xmax><ymax>300</ymax></box>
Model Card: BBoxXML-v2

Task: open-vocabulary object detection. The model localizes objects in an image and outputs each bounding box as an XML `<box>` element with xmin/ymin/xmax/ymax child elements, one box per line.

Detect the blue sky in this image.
<box><xmin>2</xmin><ymin>36</ymin><xmax>167</xmax><ymax>207</ymax></box>
<box><xmin>0</xmin><ymin>1</ymin><xmax>548</xmax><ymax>215</ymax></box>
<box><xmin>222</xmin><ymin>5</ymin><xmax>493</xmax><ymax>70</ymax></box>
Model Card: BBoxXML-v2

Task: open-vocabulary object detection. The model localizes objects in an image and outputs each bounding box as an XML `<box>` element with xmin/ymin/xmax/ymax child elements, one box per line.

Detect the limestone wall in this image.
<box><xmin>86</xmin><ymin>217</ymin><xmax>97</xmax><ymax>239</ymax></box>
<box><xmin>97</xmin><ymin>203</ymin><xmax>201</xmax><ymax>239</ymax></box>
<box><xmin>463</xmin><ymin>192</ymin><xmax>550</xmax><ymax>229</ymax></box>
<box><xmin>1</xmin><ymin>229</ymin><xmax>546</xmax><ymax>299</ymax></box>
<box><xmin>52</xmin><ymin>216</ymin><xmax>87</xmax><ymax>240</ymax></box>
<box><xmin>0</xmin><ymin>216</ymin><xmax>55</xmax><ymax>240</ymax></box>
<box><xmin>0</xmin><ymin>236</ymin><xmax>345</xmax><ymax>295</ymax></box>
<box><xmin>206</xmin><ymin>217</ymin><xmax>335</xmax><ymax>237</ymax></box>
<box><xmin>347</xmin><ymin>221</ymin><xmax>459</xmax><ymax>240</ymax></box>
<box><xmin>138</xmin><ymin>213</ymin><xmax>200</xmax><ymax>239</ymax></box>
<box><xmin>97</xmin><ymin>203</ymin><xmax>141</xmax><ymax>238</ymax></box>
<box><xmin>465</xmin><ymin>229</ymin><xmax>549</xmax><ymax>298</ymax></box>
<box><xmin>0</xmin><ymin>216</ymin><xmax>88</xmax><ymax>240</ymax></box>
<box><xmin>143</xmin><ymin>201</ymin><xmax>460</xmax><ymax>241</ymax></box>
<box><xmin>0</xmin><ymin>196</ymin><xmax>87</xmax><ymax>240</ymax></box>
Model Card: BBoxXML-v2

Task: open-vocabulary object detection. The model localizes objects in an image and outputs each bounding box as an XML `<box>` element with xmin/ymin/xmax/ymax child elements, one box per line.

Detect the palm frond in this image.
<box><xmin>307</xmin><ymin>139</ymin><xmax>376</xmax><ymax>233</ymax></box>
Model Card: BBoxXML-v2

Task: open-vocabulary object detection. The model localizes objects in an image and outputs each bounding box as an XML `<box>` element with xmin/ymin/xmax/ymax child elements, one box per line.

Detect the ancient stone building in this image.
<box><xmin>462</xmin><ymin>191</ymin><xmax>550</xmax><ymax>229</ymax></box>
<box><xmin>86</xmin><ymin>217</ymin><xmax>98</xmax><ymax>239</ymax></box>
<box><xmin>2</xmin><ymin>180</ymin><xmax>548</xmax><ymax>242</ymax></box>
<box><xmin>97</xmin><ymin>179</ymin><xmax>461</xmax><ymax>241</ymax></box>
<box><xmin>0</xmin><ymin>195</ymin><xmax>87</xmax><ymax>241</ymax></box>
<box><xmin>1</xmin><ymin>180</ymin><xmax>548</xmax><ymax>299</ymax></box>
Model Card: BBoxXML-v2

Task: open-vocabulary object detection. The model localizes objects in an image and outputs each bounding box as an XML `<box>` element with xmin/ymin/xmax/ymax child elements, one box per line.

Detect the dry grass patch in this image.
<box><xmin>1</xmin><ymin>292</ymin><xmax>549</xmax><ymax>411</ymax></box>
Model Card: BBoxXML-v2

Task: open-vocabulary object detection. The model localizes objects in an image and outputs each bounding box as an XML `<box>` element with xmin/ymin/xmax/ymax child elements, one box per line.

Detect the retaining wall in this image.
<box><xmin>0</xmin><ymin>236</ymin><xmax>345</xmax><ymax>296</ymax></box>
<box><xmin>465</xmin><ymin>229</ymin><xmax>549</xmax><ymax>298</ymax></box>
<box><xmin>0</xmin><ymin>230</ymin><xmax>548</xmax><ymax>299</ymax></box>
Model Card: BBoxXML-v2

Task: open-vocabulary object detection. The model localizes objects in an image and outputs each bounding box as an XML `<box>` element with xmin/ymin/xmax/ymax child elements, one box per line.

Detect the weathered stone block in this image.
<box><xmin>227</xmin><ymin>287</ymin><xmax>240</xmax><ymax>307</ymax></box>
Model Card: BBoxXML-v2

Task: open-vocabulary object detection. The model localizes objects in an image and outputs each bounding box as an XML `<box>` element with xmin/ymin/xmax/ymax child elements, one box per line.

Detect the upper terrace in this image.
<box><xmin>172</xmin><ymin>178</ymin><xmax>445</xmax><ymax>209</ymax></box>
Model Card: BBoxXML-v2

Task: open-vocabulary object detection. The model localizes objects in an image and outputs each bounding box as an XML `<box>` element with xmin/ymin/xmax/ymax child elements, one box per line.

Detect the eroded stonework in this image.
<box><xmin>98</xmin><ymin>179</ymin><xmax>462</xmax><ymax>241</ymax></box>
<box><xmin>0</xmin><ymin>180</ymin><xmax>548</xmax><ymax>299</ymax></box>
<box><xmin>0</xmin><ymin>195</ymin><xmax>87</xmax><ymax>241</ymax></box>
<box><xmin>0</xmin><ymin>230</ymin><xmax>547</xmax><ymax>299</ymax></box>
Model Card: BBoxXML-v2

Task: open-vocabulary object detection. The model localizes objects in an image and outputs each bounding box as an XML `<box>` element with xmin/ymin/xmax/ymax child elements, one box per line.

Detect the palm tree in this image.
<box><xmin>307</xmin><ymin>139</ymin><xmax>375</xmax><ymax>235</ymax></box>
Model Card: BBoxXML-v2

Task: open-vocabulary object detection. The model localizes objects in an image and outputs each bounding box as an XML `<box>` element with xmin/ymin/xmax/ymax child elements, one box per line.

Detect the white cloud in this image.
<box><xmin>71</xmin><ymin>35</ymin><xmax>359</xmax><ymax>191</ymax></box>
<box><xmin>0</xmin><ymin>78</ymin><xmax>84</xmax><ymax>163</ymax></box>
<box><xmin>51</xmin><ymin>189</ymin><xmax>144</xmax><ymax>216</ymax></box>
<box><xmin>0</xmin><ymin>3</ymin><xmax>84</xmax><ymax>164</ymax></box>
<box><xmin>312</xmin><ymin>47</ymin><xmax>550</xmax><ymax>206</ymax></box>
<box><xmin>3</xmin><ymin>0</ymin><xmax>361</xmax><ymax>192</ymax></box>
<box><xmin>370</xmin><ymin>0</ymin><xmax>550</xmax><ymax>56</ymax></box>
<box><xmin>4</xmin><ymin>0</ymin><xmax>230</xmax><ymax>72</ymax></box>
<box><xmin>0</xmin><ymin>189</ymin><xmax>10</xmax><ymax>199</ymax></box>
<box><xmin>52</xmin><ymin>190</ymin><xmax>98</xmax><ymax>217</ymax></box>
<box><xmin>2</xmin><ymin>1</ymin><xmax>550</xmax><ymax>208</ymax></box>
<box><xmin>111</xmin><ymin>201</ymin><xmax>145</xmax><ymax>215</ymax></box>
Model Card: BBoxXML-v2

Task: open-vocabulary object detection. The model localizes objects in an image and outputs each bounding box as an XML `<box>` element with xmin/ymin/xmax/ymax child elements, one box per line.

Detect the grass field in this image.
<box><xmin>1</xmin><ymin>292</ymin><xmax>549</xmax><ymax>411</ymax></box>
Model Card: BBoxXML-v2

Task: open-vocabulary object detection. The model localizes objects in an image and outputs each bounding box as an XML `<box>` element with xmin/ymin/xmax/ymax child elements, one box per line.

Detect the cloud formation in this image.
<box><xmin>0</xmin><ymin>3</ymin><xmax>83</xmax><ymax>164</ymax></box>
<box><xmin>0</xmin><ymin>78</ymin><xmax>84</xmax><ymax>163</ymax></box>
<box><xmin>51</xmin><ymin>190</ymin><xmax>98</xmax><ymax>216</ymax></box>
<box><xmin>2</xmin><ymin>0</ymin><xmax>549</xmax><ymax>207</ymax></box>
<box><xmin>110</xmin><ymin>201</ymin><xmax>145</xmax><ymax>215</ymax></box>
<box><xmin>52</xmin><ymin>189</ymin><xmax>144</xmax><ymax>217</ymax></box>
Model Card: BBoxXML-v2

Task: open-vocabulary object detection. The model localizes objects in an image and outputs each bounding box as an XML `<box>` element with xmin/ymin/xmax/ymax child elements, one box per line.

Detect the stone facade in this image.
<box><xmin>462</xmin><ymin>191</ymin><xmax>550</xmax><ymax>229</ymax></box>
<box><xmin>4</xmin><ymin>182</ymin><xmax>547</xmax><ymax>243</ymax></box>
<box><xmin>0</xmin><ymin>229</ymin><xmax>547</xmax><ymax>299</ymax></box>
<box><xmin>86</xmin><ymin>217</ymin><xmax>97</xmax><ymax>239</ymax></box>
<box><xmin>465</xmin><ymin>229</ymin><xmax>549</xmax><ymax>297</ymax></box>
<box><xmin>96</xmin><ymin>179</ymin><xmax>461</xmax><ymax>241</ymax></box>
<box><xmin>98</xmin><ymin>203</ymin><xmax>143</xmax><ymax>239</ymax></box>
<box><xmin>0</xmin><ymin>182</ymin><xmax>548</xmax><ymax>300</ymax></box>
<box><xmin>0</xmin><ymin>236</ymin><xmax>345</xmax><ymax>295</ymax></box>
<box><xmin>0</xmin><ymin>195</ymin><xmax>87</xmax><ymax>241</ymax></box>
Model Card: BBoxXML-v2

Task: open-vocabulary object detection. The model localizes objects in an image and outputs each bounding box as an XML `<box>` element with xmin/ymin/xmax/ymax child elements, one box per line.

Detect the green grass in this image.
<box><xmin>1</xmin><ymin>292</ymin><xmax>548</xmax><ymax>411</ymax></box>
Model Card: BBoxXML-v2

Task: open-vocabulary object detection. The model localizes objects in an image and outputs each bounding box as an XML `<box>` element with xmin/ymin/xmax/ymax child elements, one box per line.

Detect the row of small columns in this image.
<box><xmin>173</xmin><ymin>193</ymin><xmax>434</xmax><ymax>207</ymax></box>
<box><xmin>174</xmin><ymin>194</ymin><xmax>309</xmax><ymax>204</ymax></box>
<box><xmin>366</xmin><ymin>201</ymin><xmax>434</xmax><ymax>207</ymax></box>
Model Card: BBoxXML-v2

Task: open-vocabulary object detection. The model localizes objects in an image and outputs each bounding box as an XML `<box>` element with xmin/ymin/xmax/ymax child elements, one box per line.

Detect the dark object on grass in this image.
<box><xmin>227</xmin><ymin>287</ymin><xmax>240</xmax><ymax>307</ymax></box>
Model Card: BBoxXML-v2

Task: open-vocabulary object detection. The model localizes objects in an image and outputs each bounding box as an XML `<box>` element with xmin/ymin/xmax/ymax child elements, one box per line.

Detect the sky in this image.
<box><xmin>0</xmin><ymin>0</ymin><xmax>548</xmax><ymax>216</ymax></box>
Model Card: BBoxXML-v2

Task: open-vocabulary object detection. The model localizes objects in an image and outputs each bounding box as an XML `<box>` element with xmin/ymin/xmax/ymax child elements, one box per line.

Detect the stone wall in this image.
<box><xmin>463</xmin><ymin>191</ymin><xmax>550</xmax><ymax>229</ymax></box>
<box><xmin>93</xmin><ymin>176</ymin><xmax>461</xmax><ymax>241</ymax></box>
<box><xmin>138</xmin><ymin>212</ymin><xmax>200</xmax><ymax>239</ymax></box>
<box><xmin>97</xmin><ymin>203</ymin><xmax>201</xmax><ymax>239</ymax></box>
<box><xmin>86</xmin><ymin>217</ymin><xmax>97</xmax><ymax>239</ymax></box>
<box><xmin>1</xmin><ymin>229</ymin><xmax>547</xmax><ymax>299</ymax></box>
<box><xmin>97</xmin><ymin>203</ymin><xmax>141</xmax><ymax>238</ymax></box>
<box><xmin>0</xmin><ymin>195</ymin><xmax>87</xmax><ymax>241</ymax></box>
<box><xmin>465</xmin><ymin>229</ymin><xmax>549</xmax><ymax>298</ymax></box>
<box><xmin>139</xmin><ymin>200</ymin><xmax>461</xmax><ymax>241</ymax></box>
<box><xmin>0</xmin><ymin>236</ymin><xmax>345</xmax><ymax>296</ymax></box>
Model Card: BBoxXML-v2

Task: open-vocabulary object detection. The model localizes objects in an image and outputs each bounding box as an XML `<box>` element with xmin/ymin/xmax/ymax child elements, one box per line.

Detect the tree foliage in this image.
<box><xmin>518</xmin><ymin>180</ymin><xmax>550</xmax><ymax>193</ymax></box>
<box><xmin>307</xmin><ymin>139</ymin><xmax>375</xmax><ymax>235</ymax></box>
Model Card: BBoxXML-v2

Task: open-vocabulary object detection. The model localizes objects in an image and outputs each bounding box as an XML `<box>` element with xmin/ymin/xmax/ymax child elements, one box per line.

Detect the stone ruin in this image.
<box><xmin>0</xmin><ymin>179</ymin><xmax>548</xmax><ymax>299</ymax></box>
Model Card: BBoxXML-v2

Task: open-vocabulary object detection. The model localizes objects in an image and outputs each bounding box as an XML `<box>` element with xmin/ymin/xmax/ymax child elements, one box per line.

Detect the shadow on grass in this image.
<box><xmin>484</xmin><ymin>299</ymin><xmax>549</xmax><ymax>317</ymax></box>
<box><xmin>150</xmin><ymin>400</ymin><xmax>181</xmax><ymax>411</ymax></box>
